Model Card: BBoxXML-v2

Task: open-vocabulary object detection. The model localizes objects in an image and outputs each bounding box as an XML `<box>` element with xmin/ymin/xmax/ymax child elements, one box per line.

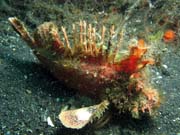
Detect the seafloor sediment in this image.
<box><xmin>0</xmin><ymin>0</ymin><xmax>180</xmax><ymax>135</ymax></box>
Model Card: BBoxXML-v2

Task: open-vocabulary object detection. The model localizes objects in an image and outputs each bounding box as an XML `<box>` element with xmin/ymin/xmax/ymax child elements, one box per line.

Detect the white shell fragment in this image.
<box><xmin>47</xmin><ymin>116</ymin><xmax>55</xmax><ymax>127</ymax></box>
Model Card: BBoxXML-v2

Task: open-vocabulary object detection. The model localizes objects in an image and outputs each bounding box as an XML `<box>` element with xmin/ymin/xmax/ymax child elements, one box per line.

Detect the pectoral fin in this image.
<box><xmin>59</xmin><ymin>100</ymin><xmax>109</xmax><ymax>129</ymax></box>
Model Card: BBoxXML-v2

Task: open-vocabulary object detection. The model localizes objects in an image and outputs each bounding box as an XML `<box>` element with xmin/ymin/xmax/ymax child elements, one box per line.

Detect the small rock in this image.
<box><xmin>26</xmin><ymin>89</ymin><xmax>32</xmax><ymax>94</ymax></box>
<box><xmin>24</xmin><ymin>75</ymin><xmax>28</xmax><ymax>79</ymax></box>
<box><xmin>56</xmin><ymin>98</ymin><xmax>60</xmax><ymax>102</ymax></box>
<box><xmin>5</xmin><ymin>131</ymin><xmax>11</xmax><ymax>135</ymax></box>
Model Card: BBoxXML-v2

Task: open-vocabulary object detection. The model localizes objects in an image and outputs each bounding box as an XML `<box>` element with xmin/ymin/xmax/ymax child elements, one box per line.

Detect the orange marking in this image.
<box><xmin>163</xmin><ymin>29</ymin><xmax>176</xmax><ymax>42</ymax></box>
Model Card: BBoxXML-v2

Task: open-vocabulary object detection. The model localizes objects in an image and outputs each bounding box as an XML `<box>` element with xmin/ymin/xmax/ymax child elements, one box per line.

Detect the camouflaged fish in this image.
<box><xmin>9</xmin><ymin>17</ymin><xmax>161</xmax><ymax>129</ymax></box>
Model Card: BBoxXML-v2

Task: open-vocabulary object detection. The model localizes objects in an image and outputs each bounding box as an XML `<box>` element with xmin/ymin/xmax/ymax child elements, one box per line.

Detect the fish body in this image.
<box><xmin>9</xmin><ymin>17</ymin><xmax>161</xmax><ymax>129</ymax></box>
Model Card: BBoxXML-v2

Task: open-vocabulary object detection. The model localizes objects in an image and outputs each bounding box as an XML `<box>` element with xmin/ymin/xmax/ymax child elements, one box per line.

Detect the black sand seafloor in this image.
<box><xmin>0</xmin><ymin>0</ymin><xmax>180</xmax><ymax>135</ymax></box>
